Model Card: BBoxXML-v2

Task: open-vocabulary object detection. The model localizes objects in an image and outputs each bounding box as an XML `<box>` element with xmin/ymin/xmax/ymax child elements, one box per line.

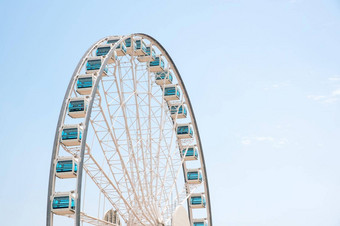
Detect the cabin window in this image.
<box><xmin>86</xmin><ymin>60</ymin><xmax>101</xmax><ymax>70</ymax></box>
<box><xmin>187</xmin><ymin>172</ymin><xmax>199</xmax><ymax>180</ymax></box>
<box><xmin>136</xmin><ymin>40</ymin><xmax>146</xmax><ymax>52</ymax></box>
<box><xmin>96</xmin><ymin>47</ymin><xmax>110</xmax><ymax>56</ymax></box>
<box><xmin>160</xmin><ymin>59</ymin><xmax>165</xmax><ymax>68</ymax></box>
<box><xmin>69</xmin><ymin>101</ymin><xmax>85</xmax><ymax>112</ymax></box>
<box><xmin>56</xmin><ymin>160</ymin><xmax>73</xmax><ymax>173</ymax></box>
<box><xmin>171</xmin><ymin>105</ymin><xmax>184</xmax><ymax>114</ymax></box>
<box><xmin>193</xmin><ymin>223</ymin><xmax>206</xmax><ymax>226</ymax></box>
<box><xmin>164</xmin><ymin>87</ymin><xmax>179</xmax><ymax>97</ymax></box>
<box><xmin>62</xmin><ymin>128</ymin><xmax>78</xmax><ymax>140</ymax></box>
<box><xmin>182</xmin><ymin>148</ymin><xmax>193</xmax><ymax>156</ymax></box>
<box><xmin>77</xmin><ymin>77</ymin><xmax>92</xmax><ymax>89</ymax></box>
<box><xmin>146</xmin><ymin>47</ymin><xmax>151</xmax><ymax>55</ymax></box>
<box><xmin>107</xmin><ymin>39</ymin><xmax>119</xmax><ymax>44</ymax></box>
<box><xmin>150</xmin><ymin>57</ymin><xmax>161</xmax><ymax>67</ymax></box>
<box><xmin>53</xmin><ymin>196</ymin><xmax>75</xmax><ymax>209</ymax></box>
<box><xmin>136</xmin><ymin>40</ymin><xmax>141</xmax><ymax>49</ymax></box>
<box><xmin>177</xmin><ymin>126</ymin><xmax>189</xmax><ymax>134</ymax></box>
<box><xmin>168</xmin><ymin>73</ymin><xmax>173</xmax><ymax>81</ymax></box>
<box><xmin>125</xmin><ymin>38</ymin><xmax>131</xmax><ymax>47</ymax></box>
<box><xmin>156</xmin><ymin>72</ymin><xmax>173</xmax><ymax>82</ymax></box>
<box><xmin>191</xmin><ymin>196</ymin><xmax>202</xmax><ymax>205</ymax></box>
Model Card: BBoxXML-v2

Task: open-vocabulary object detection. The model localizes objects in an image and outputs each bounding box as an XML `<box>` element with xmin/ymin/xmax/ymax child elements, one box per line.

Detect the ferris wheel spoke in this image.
<box><xmin>88</xmin><ymin>92</ymin><xmax>152</xmax><ymax>224</ymax></box>
<box><xmin>131</xmin><ymin>57</ymin><xmax>159</xmax><ymax>217</ymax></box>
<box><xmin>154</xmin><ymin>101</ymin><xmax>180</xmax><ymax>212</ymax></box>
<box><xmin>72</xmin><ymin>211</ymin><xmax>118</xmax><ymax>226</ymax></box>
<box><xmin>99</xmin><ymin>60</ymin><xmax>157</xmax><ymax>224</ymax></box>
<box><xmin>115</xmin><ymin>60</ymin><xmax>157</xmax><ymax>224</ymax></box>
<box><xmin>101</xmin><ymin>77</ymin><xmax>141</xmax><ymax>207</ymax></box>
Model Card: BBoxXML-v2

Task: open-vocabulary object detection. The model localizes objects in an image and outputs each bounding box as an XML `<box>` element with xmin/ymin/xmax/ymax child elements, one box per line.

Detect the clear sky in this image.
<box><xmin>0</xmin><ymin>0</ymin><xmax>339</xmax><ymax>225</ymax></box>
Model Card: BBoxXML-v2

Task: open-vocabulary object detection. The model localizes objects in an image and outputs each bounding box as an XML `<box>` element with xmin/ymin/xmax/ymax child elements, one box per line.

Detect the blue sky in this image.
<box><xmin>0</xmin><ymin>0</ymin><xmax>339</xmax><ymax>225</ymax></box>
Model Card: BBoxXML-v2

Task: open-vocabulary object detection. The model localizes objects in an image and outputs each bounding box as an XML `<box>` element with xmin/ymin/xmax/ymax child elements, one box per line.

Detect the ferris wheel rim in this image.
<box><xmin>47</xmin><ymin>34</ymin><xmax>212</xmax><ymax>226</ymax></box>
<box><xmin>46</xmin><ymin>36</ymin><xmax>108</xmax><ymax>225</ymax></box>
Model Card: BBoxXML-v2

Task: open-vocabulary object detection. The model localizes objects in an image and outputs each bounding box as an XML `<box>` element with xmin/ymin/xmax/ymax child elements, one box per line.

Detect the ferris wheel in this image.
<box><xmin>46</xmin><ymin>33</ymin><xmax>212</xmax><ymax>226</ymax></box>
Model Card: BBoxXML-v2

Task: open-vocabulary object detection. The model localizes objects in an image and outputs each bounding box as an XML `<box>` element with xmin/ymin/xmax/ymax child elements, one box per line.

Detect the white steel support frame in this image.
<box><xmin>46</xmin><ymin>33</ymin><xmax>212</xmax><ymax>226</ymax></box>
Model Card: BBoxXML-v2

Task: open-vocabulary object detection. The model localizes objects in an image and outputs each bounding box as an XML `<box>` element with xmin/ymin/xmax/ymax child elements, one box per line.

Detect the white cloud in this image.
<box><xmin>241</xmin><ymin>136</ymin><xmax>288</xmax><ymax>148</ymax></box>
<box><xmin>307</xmin><ymin>95</ymin><xmax>326</xmax><ymax>101</ymax></box>
<box><xmin>241</xmin><ymin>139</ymin><xmax>251</xmax><ymax>145</ymax></box>
<box><xmin>324</xmin><ymin>97</ymin><xmax>338</xmax><ymax>103</ymax></box>
<box><xmin>264</xmin><ymin>82</ymin><xmax>290</xmax><ymax>90</ymax></box>
<box><xmin>255</xmin><ymin>136</ymin><xmax>274</xmax><ymax>141</ymax></box>
<box><xmin>308</xmin><ymin>78</ymin><xmax>340</xmax><ymax>104</ymax></box>
<box><xmin>331</xmin><ymin>89</ymin><xmax>340</xmax><ymax>96</ymax></box>
<box><xmin>307</xmin><ymin>94</ymin><xmax>339</xmax><ymax>104</ymax></box>
<box><xmin>328</xmin><ymin>76</ymin><xmax>340</xmax><ymax>82</ymax></box>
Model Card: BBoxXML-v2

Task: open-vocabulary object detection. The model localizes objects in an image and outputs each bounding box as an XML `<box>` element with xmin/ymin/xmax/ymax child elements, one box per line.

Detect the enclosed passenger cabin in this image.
<box><xmin>68</xmin><ymin>97</ymin><xmax>89</xmax><ymax>118</ymax></box>
<box><xmin>60</xmin><ymin>124</ymin><xmax>83</xmax><ymax>146</ymax></box>
<box><xmin>107</xmin><ymin>38</ymin><xmax>126</xmax><ymax>56</ymax></box>
<box><xmin>193</xmin><ymin>219</ymin><xmax>208</xmax><ymax>226</ymax></box>
<box><xmin>155</xmin><ymin>70</ymin><xmax>173</xmax><ymax>85</ymax></box>
<box><xmin>52</xmin><ymin>191</ymin><xmax>76</xmax><ymax>215</ymax></box>
<box><xmin>124</xmin><ymin>38</ymin><xmax>136</xmax><ymax>55</ymax></box>
<box><xmin>56</xmin><ymin>156</ymin><xmax>78</xmax><ymax>179</ymax></box>
<box><xmin>176</xmin><ymin>123</ymin><xmax>193</xmax><ymax>139</ymax></box>
<box><xmin>86</xmin><ymin>56</ymin><xmax>108</xmax><ymax>76</ymax></box>
<box><xmin>186</xmin><ymin>169</ymin><xmax>203</xmax><ymax>184</ymax></box>
<box><xmin>163</xmin><ymin>85</ymin><xmax>181</xmax><ymax>101</ymax></box>
<box><xmin>169</xmin><ymin>104</ymin><xmax>187</xmax><ymax>119</ymax></box>
<box><xmin>96</xmin><ymin>44</ymin><xmax>117</xmax><ymax>63</ymax></box>
<box><xmin>76</xmin><ymin>75</ymin><xmax>95</xmax><ymax>95</ymax></box>
<box><xmin>134</xmin><ymin>38</ymin><xmax>147</xmax><ymax>56</ymax></box>
<box><xmin>137</xmin><ymin>45</ymin><xmax>156</xmax><ymax>62</ymax></box>
<box><xmin>181</xmin><ymin>146</ymin><xmax>199</xmax><ymax>161</ymax></box>
<box><xmin>190</xmin><ymin>193</ymin><xmax>206</xmax><ymax>209</ymax></box>
<box><xmin>149</xmin><ymin>55</ymin><xmax>165</xmax><ymax>72</ymax></box>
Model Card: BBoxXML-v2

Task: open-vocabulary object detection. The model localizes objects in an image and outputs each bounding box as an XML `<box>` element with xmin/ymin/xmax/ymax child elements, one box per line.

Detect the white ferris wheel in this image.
<box><xmin>46</xmin><ymin>33</ymin><xmax>212</xmax><ymax>226</ymax></box>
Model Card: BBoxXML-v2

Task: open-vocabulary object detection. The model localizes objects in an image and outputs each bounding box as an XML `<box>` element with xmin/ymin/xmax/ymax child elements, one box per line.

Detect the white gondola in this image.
<box><xmin>190</xmin><ymin>193</ymin><xmax>206</xmax><ymax>209</ymax></box>
<box><xmin>76</xmin><ymin>74</ymin><xmax>95</xmax><ymax>95</ymax></box>
<box><xmin>86</xmin><ymin>56</ymin><xmax>108</xmax><ymax>76</ymax></box>
<box><xmin>68</xmin><ymin>96</ymin><xmax>89</xmax><ymax>118</ymax></box>
<box><xmin>149</xmin><ymin>55</ymin><xmax>165</xmax><ymax>72</ymax></box>
<box><xmin>155</xmin><ymin>70</ymin><xmax>173</xmax><ymax>85</ymax></box>
<box><xmin>107</xmin><ymin>38</ymin><xmax>126</xmax><ymax>56</ymax></box>
<box><xmin>163</xmin><ymin>84</ymin><xmax>181</xmax><ymax>101</ymax></box>
<box><xmin>60</xmin><ymin>124</ymin><xmax>83</xmax><ymax>146</ymax></box>
<box><xmin>55</xmin><ymin>156</ymin><xmax>78</xmax><ymax>179</ymax></box>
<box><xmin>124</xmin><ymin>38</ymin><xmax>136</xmax><ymax>55</ymax></box>
<box><xmin>137</xmin><ymin>45</ymin><xmax>156</xmax><ymax>62</ymax></box>
<box><xmin>134</xmin><ymin>38</ymin><xmax>147</xmax><ymax>56</ymax></box>
<box><xmin>176</xmin><ymin>123</ymin><xmax>193</xmax><ymax>139</ymax></box>
<box><xmin>186</xmin><ymin>169</ymin><xmax>203</xmax><ymax>184</ymax></box>
<box><xmin>96</xmin><ymin>44</ymin><xmax>117</xmax><ymax>63</ymax></box>
<box><xmin>169</xmin><ymin>103</ymin><xmax>187</xmax><ymax>119</ymax></box>
<box><xmin>52</xmin><ymin>191</ymin><xmax>76</xmax><ymax>215</ymax></box>
<box><xmin>181</xmin><ymin>146</ymin><xmax>199</xmax><ymax>161</ymax></box>
<box><xmin>193</xmin><ymin>219</ymin><xmax>208</xmax><ymax>226</ymax></box>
